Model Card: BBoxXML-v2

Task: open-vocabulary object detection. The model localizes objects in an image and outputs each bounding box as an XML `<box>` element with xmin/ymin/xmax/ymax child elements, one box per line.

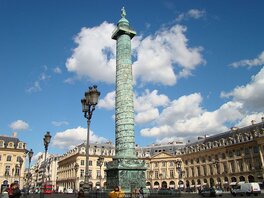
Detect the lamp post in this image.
<box><xmin>176</xmin><ymin>159</ymin><xmax>182</xmax><ymax>190</ymax></box>
<box><xmin>74</xmin><ymin>163</ymin><xmax>79</xmax><ymax>193</ymax></box>
<box><xmin>27</xmin><ymin>149</ymin><xmax>34</xmax><ymax>194</ymax></box>
<box><xmin>19</xmin><ymin>158</ymin><xmax>24</xmax><ymax>187</ymax></box>
<box><xmin>149</xmin><ymin>170</ymin><xmax>153</xmax><ymax>190</ymax></box>
<box><xmin>97</xmin><ymin>156</ymin><xmax>104</xmax><ymax>190</ymax></box>
<box><xmin>81</xmin><ymin>85</ymin><xmax>100</xmax><ymax>193</ymax></box>
<box><xmin>41</xmin><ymin>131</ymin><xmax>51</xmax><ymax>198</ymax></box>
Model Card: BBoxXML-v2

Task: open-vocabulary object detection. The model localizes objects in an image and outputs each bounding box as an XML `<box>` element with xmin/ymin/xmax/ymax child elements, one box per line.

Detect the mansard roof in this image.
<box><xmin>0</xmin><ymin>135</ymin><xmax>24</xmax><ymax>148</ymax></box>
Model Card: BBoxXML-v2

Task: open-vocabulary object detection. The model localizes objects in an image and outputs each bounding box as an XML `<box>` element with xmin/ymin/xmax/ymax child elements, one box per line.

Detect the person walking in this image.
<box><xmin>139</xmin><ymin>187</ymin><xmax>144</xmax><ymax>198</ymax></box>
<box><xmin>8</xmin><ymin>183</ymin><xmax>21</xmax><ymax>198</ymax></box>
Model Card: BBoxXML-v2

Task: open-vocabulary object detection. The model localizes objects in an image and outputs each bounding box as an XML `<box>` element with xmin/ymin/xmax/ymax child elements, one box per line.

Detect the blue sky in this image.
<box><xmin>1</xmin><ymin>0</ymin><xmax>264</xmax><ymax>161</ymax></box>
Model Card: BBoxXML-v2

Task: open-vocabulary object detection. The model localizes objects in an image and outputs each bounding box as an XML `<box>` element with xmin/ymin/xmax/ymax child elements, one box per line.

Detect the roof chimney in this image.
<box><xmin>12</xmin><ymin>132</ymin><xmax>17</xmax><ymax>138</ymax></box>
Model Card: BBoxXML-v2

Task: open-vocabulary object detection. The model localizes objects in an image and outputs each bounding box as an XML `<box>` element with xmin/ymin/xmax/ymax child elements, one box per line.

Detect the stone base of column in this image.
<box><xmin>106</xmin><ymin>158</ymin><xmax>146</xmax><ymax>193</ymax></box>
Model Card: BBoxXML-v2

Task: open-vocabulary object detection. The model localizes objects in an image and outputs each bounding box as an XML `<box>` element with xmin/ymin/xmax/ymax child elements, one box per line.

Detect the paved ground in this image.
<box><xmin>9</xmin><ymin>192</ymin><xmax>264</xmax><ymax>198</ymax></box>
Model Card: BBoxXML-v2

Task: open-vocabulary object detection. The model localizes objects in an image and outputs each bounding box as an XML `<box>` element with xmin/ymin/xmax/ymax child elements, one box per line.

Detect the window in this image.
<box><xmin>18</xmin><ymin>142</ymin><xmax>23</xmax><ymax>149</ymax></box>
<box><xmin>96</xmin><ymin>170</ymin><xmax>101</xmax><ymax>178</ymax></box>
<box><xmin>222</xmin><ymin>153</ymin><xmax>226</xmax><ymax>159</ymax></box>
<box><xmin>197</xmin><ymin>166</ymin><xmax>201</xmax><ymax>176</ymax></box>
<box><xmin>88</xmin><ymin>160</ymin><xmax>92</xmax><ymax>166</ymax></box>
<box><xmin>169</xmin><ymin>161</ymin><xmax>174</xmax><ymax>167</ymax></box>
<box><xmin>80</xmin><ymin>169</ymin><xmax>84</xmax><ymax>177</ymax></box>
<box><xmin>7</xmin><ymin>155</ymin><xmax>12</xmax><ymax>162</ymax></box>
<box><xmin>155</xmin><ymin>171</ymin><xmax>158</xmax><ymax>179</ymax></box>
<box><xmin>169</xmin><ymin>170</ymin><xmax>174</xmax><ymax>178</ymax></box>
<box><xmin>89</xmin><ymin>170</ymin><xmax>92</xmax><ymax>178</ymax></box>
<box><xmin>162</xmin><ymin>162</ymin><xmax>166</xmax><ymax>167</ymax></box>
<box><xmin>0</xmin><ymin>141</ymin><xmax>4</xmax><ymax>147</ymax></box>
<box><xmin>185</xmin><ymin>160</ymin><xmax>188</xmax><ymax>165</ymax></box>
<box><xmin>8</xmin><ymin>142</ymin><xmax>14</xmax><ymax>148</ymax></box>
<box><xmin>81</xmin><ymin>160</ymin><xmax>85</xmax><ymax>166</ymax></box>
<box><xmin>203</xmin><ymin>166</ymin><xmax>207</xmax><ymax>176</ymax></box>
<box><xmin>0</xmin><ymin>155</ymin><xmax>1</xmax><ymax>161</ymax></box>
<box><xmin>17</xmin><ymin>156</ymin><xmax>22</xmax><ymax>162</ymax></box>
<box><xmin>253</xmin><ymin>146</ymin><xmax>259</xmax><ymax>153</ymax></box>
<box><xmin>154</xmin><ymin>162</ymin><xmax>158</xmax><ymax>167</ymax></box>
<box><xmin>245</xmin><ymin>147</ymin><xmax>250</xmax><ymax>155</ymax></box>
<box><xmin>236</xmin><ymin>149</ymin><xmax>241</xmax><ymax>156</ymax></box>
<box><xmin>5</xmin><ymin>166</ymin><xmax>10</xmax><ymax>176</ymax></box>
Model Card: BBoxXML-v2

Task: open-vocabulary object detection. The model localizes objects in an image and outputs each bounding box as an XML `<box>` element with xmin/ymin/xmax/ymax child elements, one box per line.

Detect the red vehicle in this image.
<box><xmin>42</xmin><ymin>184</ymin><xmax>53</xmax><ymax>194</ymax></box>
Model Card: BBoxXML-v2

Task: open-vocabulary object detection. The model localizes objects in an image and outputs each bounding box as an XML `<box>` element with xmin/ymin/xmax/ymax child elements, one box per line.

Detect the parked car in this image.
<box><xmin>231</xmin><ymin>182</ymin><xmax>261</xmax><ymax>196</ymax></box>
<box><xmin>200</xmin><ymin>187</ymin><xmax>216</xmax><ymax>197</ymax></box>
<box><xmin>215</xmin><ymin>188</ymin><xmax>223</xmax><ymax>196</ymax></box>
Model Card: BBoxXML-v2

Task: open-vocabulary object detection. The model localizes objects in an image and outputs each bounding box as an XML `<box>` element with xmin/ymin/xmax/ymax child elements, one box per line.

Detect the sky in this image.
<box><xmin>1</xmin><ymin>0</ymin><xmax>264</xmax><ymax>162</ymax></box>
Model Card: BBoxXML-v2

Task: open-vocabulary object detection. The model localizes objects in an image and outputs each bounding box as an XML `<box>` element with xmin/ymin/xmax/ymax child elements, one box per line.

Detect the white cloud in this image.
<box><xmin>26</xmin><ymin>81</ymin><xmax>41</xmax><ymax>93</ymax></box>
<box><xmin>26</xmin><ymin>66</ymin><xmax>51</xmax><ymax>93</ymax></box>
<box><xmin>176</xmin><ymin>9</ymin><xmax>206</xmax><ymax>22</ymax></box>
<box><xmin>230</xmin><ymin>51</ymin><xmax>264</xmax><ymax>68</ymax></box>
<box><xmin>51</xmin><ymin>121</ymin><xmax>69</xmax><ymax>127</ymax></box>
<box><xmin>236</xmin><ymin>113</ymin><xmax>264</xmax><ymax>128</ymax></box>
<box><xmin>52</xmin><ymin>126</ymin><xmax>108</xmax><ymax>150</ymax></box>
<box><xmin>53</xmin><ymin>67</ymin><xmax>62</xmax><ymax>74</ymax></box>
<box><xmin>133</xmin><ymin>25</ymin><xmax>205</xmax><ymax>85</ymax></box>
<box><xmin>98</xmin><ymin>91</ymin><xmax>115</xmax><ymax>110</ymax></box>
<box><xmin>135</xmin><ymin>108</ymin><xmax>159</xmax><ymax>124</ymax></box>
<box><xmin>98</xmin><ymin>89</ymin><xmax>169</xmax><ymax>124</ymax></box>
<box><xmin>9</xmin><ymin>120</ymin><xmax>29</xmax><ymax>131</ymax></box>
<box><xmin>66</xmin><ymin>22</ymin><xmax>116</xmax><ymax>83</ymax></box>
<box><xmin>134</xmin><ymin>90</ymin><xmax>169</xmax><ymax>112</ymax></box>
<box><xmin>140</xmin><ymin>94</ymin><xmax>244</xmax><ymax>139</ymax></box>
<box><xmin>66</xmin><ymin>22</ymin><xmax>204</xmax><ymax>86</ymax></box>
<box><xmin>221</xmin><ymin>67</ymin><xmax>264</xmax><ymax>111</ymax></box>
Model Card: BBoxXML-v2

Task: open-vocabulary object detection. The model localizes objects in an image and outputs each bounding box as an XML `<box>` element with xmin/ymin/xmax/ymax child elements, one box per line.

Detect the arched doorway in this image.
<box><xmin>230</xmin><ymin>177</ymin><xmax>237</xmax><ymax>187</ymax></box>
<box><xmin>154</xmin><ymin>182</ymin><xmax>159</xmax><ymax>189</ymax></box>
<box><xmin>186</xmin><ymin>180</ymin><xmax>190</xmax><ymax>188</ymax></box>
<box><xmin>178</xmin><ymin>180</ymin><xmax>184</xmax><ymax>190</ymax></box>
<box><xmin>161</xmin><ymin>181</ymin><xmax>167</xmax><ymax>189</ymax></box>
<box><xmin>203</xmin><ymin>179</ymin><xmax>208</xmax><ymax>188</ymax></box>
<box><xmin>95</xmin><ymin>182</ymin><xmax>100</xmax><ymax>189</ymax></box>
<box><xmin>210</xmin><ymin>178</ymin><xmax>215</xmax><ymax>187</ymax></box>
<box><xmin>248</xmin><ymin>175</ymin><xmax>255</xmax><ymax>182</ymax></box>
<box><xmin>239</xmin><ymin>176</ymin><xmax>245</xmax><ymax>182</ymax></box>
<box><xmin>217</xmin><ymin>177</ymin><xmax>222</xmax><ymax>188</ymax></box>
<box><xmin>169</xmin><ymin>181</ymin><xmax>175</xmax><ymax>189</ymax></box>
<box><xmin>197</xmin><ymin>179</ymin><xmax>201</xmax><ymax>190</ymax></box>
<box><xmin>146</xmin><ymin>182</ymin><xmax>151</xmax><ymax>189</ymax></box>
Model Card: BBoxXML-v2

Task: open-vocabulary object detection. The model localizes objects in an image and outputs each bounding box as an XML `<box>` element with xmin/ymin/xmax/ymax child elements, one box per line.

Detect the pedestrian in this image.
<box><xmin>1</xmin><ymin>187</ymin><xmax>9</xmax><ymax>198</ymax></box>
<box><xmin>139</xmin><ymin>187</ymin><xmax>144</xmax><ymax>198</ymax></box>
<box><xmin>108</xmin><ymin>186</ymin><xmax>124</xmax><ymax>198</ymax></box>
<box><xmin>77</xmin><ymin>189</ymin><xmax>85</xmax><ymax>198</ymax></box>
<box><xmin>8</xmin><ymin>183</ymin><xmax>21</xmax><ymax>198</ymax></box>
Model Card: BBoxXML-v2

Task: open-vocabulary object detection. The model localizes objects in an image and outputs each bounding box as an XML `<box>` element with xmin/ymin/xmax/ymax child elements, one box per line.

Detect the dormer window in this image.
<box><xmin>18</xmin><ymin>142</ymin><xmax>23</xmax><ymax>149</ymax></box>
<box><xmin>0</xmin><ymin>141</ymin><xmax>4</xmax><ymax>147</ymax></box>
<box><xmin>7</xmin><ymin>142</ymin><xmax>14</xmax><ymax>148</ymax></box>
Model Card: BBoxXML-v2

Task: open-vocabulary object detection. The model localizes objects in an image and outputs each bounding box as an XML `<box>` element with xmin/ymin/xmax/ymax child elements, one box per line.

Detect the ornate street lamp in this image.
<box><xmin>176</xmin><ymin>159</ymin><xmax>182</xmax><ymax>190</ymax></box>
<box><xmin>149</xmin><ymin>170</ymin><xmax>154</xmax><ymax>190</ymax></box>
<box><xmin>41</xmin><ymin>131</ymin><xmax>51</xmax><ymax>197</ymax></box>
<box><xmin>97</xmin><ymin>156</ymin><xmax>104</xmax><ymax>190</ymax></box>
<box><xmin>81</xmin><ymin>85</ymin><xmax>100</xmax><ymax>193</ymax></box>
<box><xmin>27</xmin><ymin>149</ymin><xmax>34</xmax><ymax>194</ymax></box>
<box><xmin>19</xmin><ymin>158</ymin><xmax>24</xmax><ymax>187</ymax></box>
<box><xmin>74</xmin><ymin>163</ymin><xmax>79</xmax><ymax>193</ymax></box>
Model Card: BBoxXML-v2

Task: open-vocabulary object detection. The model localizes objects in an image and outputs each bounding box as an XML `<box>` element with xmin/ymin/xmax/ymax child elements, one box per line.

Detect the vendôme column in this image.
<box><xmin>106</xmin><ymin>7</ymin><xmax>146</xmax><ymax>192</ymax></box>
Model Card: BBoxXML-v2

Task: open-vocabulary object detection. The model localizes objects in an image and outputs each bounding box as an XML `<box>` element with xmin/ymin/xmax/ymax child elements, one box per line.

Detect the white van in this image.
<box><xmin>231</xmin><ymin>182</ymin><xmax>261</xmax><ymax>196</ymax></box>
